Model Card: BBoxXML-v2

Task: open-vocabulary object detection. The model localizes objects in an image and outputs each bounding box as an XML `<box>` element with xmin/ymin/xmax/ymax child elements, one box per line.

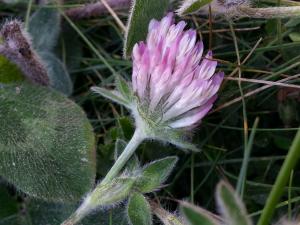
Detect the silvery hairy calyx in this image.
<box><xmin>62</xmin><ymin>13</ymin><xmax>224</xmax><ymax>225</ymax></box>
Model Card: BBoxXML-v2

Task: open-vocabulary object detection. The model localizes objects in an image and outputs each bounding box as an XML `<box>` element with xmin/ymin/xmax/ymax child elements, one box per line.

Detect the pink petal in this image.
<box><xmin>197</xmin><ymin>51</ymin><xmax>217</xmax><ymax>80</ymax></box>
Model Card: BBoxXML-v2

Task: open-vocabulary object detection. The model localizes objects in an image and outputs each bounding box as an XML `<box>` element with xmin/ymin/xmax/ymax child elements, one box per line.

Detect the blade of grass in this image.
<box><xmin>212</xmin><ymin>73</ymin><xmax>300</xmax><ymax>113</ymax></box>
<box><xmin>229</xmin><ymin>21</ymin><xmax>249</xmax><ymax>175</ymax></box>
<box><xmin>25</xmin><ymin>0</ymin><xmax>34</xmax><ymax>29</ymax></box>
<box><xmin>288</xmin><ymin>170</ymin><xmax>294</xmax><ymax>220</ymax></box>
<box><xmin>250</xmin><ymin>196</ymin><xmax>300</xmax><ymax>217</ymax></box>
<box><xmin>225</xmin><ymin>77</ymin><xmax>300</xmax><ymax>89</ymax></box>
<box><xmin>257</xmin><ymin>128</ymin><xmax>300</xmax><ymax>225</ymax></box>
<box><xmin>236</xmin><ymin>117</ymin><xmax>260</xmax><ymax>198</ymax></box>
<box><xmin>224</xmin><ymin>170</ymin><xmax>300</xmax><ymax>191</ymax></box>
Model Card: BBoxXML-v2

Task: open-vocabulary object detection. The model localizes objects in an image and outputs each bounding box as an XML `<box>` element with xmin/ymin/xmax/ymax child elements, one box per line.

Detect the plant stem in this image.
<box><xmin>25</xmin><ymin>0</ymin><xmax>33</xmax><ymax>29</ymax></box>
<box><xmin>102</xmin><ymin>129</ymin><xmax>145</xmax><ymax>183</ymax></box>
<box><xmin>238</xmin><ymin>6</ymin><xmax>300</xmax><ymax>18</ymax></box>
<box><xmin>61</xmin><ymin>129</ymin><xmax>145</xmax><ymax>225</ymax></box>
<box><xmin>257</xmin><ymin>129</ymin><xmax>300</xmax><ymax>225</ymax></box>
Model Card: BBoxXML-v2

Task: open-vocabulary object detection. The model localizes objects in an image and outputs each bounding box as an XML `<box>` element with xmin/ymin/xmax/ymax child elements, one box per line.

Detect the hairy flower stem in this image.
<box><xmin>61</xmin><ymin>129</ymin><xmax>145</xmax><ymax>225</ymax></box>
<box><xmin>102</xmin><ymin>129</ymin><xmax>145</xmax><ymax>183</ymax></box>
<box><xmin>237</xmin><ymin>6</ymin><xmax>300</xmax><ymax>18</ymax></box>
<box><xmin>257</xmin><ymin>129</ymin><xmax>300</xmax><ymax>225</ymax></box>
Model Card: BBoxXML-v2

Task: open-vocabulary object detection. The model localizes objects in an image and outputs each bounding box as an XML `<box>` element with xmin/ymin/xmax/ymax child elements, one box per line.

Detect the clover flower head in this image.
<box><xmin>131</xmin><ymin>13</ymin><xmax>223</xmax><ymax>130</ymax></box>
<box><xmin>93</xmin><ymin>12</ymin><xmax>224</xmax><ymax>149</ymax></box>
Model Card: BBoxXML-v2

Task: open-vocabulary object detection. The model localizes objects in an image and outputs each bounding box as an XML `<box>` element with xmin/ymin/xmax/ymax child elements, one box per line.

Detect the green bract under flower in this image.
<box><xmin>92</xmin><ymin>76</ymin><xmax>198</xmax><ymax>151</ymax></box>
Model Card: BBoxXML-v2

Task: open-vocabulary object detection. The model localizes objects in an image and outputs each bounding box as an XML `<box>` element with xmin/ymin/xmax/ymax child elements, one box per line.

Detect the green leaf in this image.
<box><xmin>216</xmin><ymin>181</ymin><xmax>252</xmax><ymax>225</ymax></box>
<box><xmin>26</xmin><ymin>200</ymin><xmax>75</xmax><ymax>225</ymax></box>
<box><xmin>177</xmin><ymin>0</ymin><xmax>213</xmax><ymax>16</ymax></box>
<box><xmin>136</xmin><ymin>156</ymin><xmax>178</xmax><ymax>193</ymax></box>
<box><xmin>289</xmin><ymin>32</ymin><xmax>300</xmax><ymax>42</ymax></box>
<box><xmin>0</xmin><ymin>82</ymin><xmax>96</xmax><ymax>202</ymax></box>
<box><xmin>285</xmin><ymin>18</ymin><xmax>300</xmax><ymax>27</ymax></box>
<box><xmin>156</xmin><ymin>128</ymin><xmax>199</xmax><ymax>152</ymax></box>
<box><xmin>116</xmin><ymin>75</ymin><xmax>133</xmax><ymax>102</ymax></box>
<box><xmin>180</xmin><ymin>201</ymin><xmax>220</xmax><ymax>225</ymax></box>
<box><xmin>123</xmin><ymin>0</ymin><xmax>169</xmax><ymax>58</ymax></box>
<box><xmin>118</xmin><ymin>117</ymin><xmax>135</xmax><ymax>140</ymax></box>
<box><xmin>28</xmin><ymin>8</ymin><xmax>74</xmax><ymax>96</ymax></box>
<box><xmin>28</xmin><ymin>6</ymin><xmax>61</xmax><ymax>52</ymax></box>
<box><xmin>56</xmin><ymin>25</ymin><xmax>83</xmax><ymax>71</ymax></box>
<box><xmin>89</xmin><ymin>177</ymin><xmax>136</xmax><ymax>208</ymax></box>
<box><xmin>92</xmin><ymin>86</ymin><xmax>131</xmax><ymax>108</ymax></box>
<box><xmin>127</xmin><ymin>193</ymin><xmax>152</xmax><ymax>225</ymax></box>
<box><xmin>39</xmin><ymin>52</ymin><xmax>73</xmax><ymax>95</ymax></box>
<box><xmin>0</xmin><ymin>56</ymin><xmax>25</xmax><ymax>84</ymax></box>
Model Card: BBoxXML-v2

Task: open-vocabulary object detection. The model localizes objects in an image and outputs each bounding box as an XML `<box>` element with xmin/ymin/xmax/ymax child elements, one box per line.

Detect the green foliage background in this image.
<box><xmin>0</xmin><ymin>0</ymin><xmax>300</xmax><ymax>224</ymax></box>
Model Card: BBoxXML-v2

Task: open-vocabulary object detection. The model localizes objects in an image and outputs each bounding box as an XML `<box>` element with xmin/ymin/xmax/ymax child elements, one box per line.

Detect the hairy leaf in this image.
<box><xmin>124</xmin><ymin>0</ymin><xmax>169</xmax><ymax>58</ymax></box>
<box><xmin>28</xmin><ymin>6</ymin><xmax>73</xmax><ymax>96</ymax></box>
<box><xmin>127</xmin><ymin>193</ymin><xmax>152</xmax><ymax>225</ymax></box>
<box><xmin>28</xmin><ymin>6</ymin><xmax>61</xmax><ymax>52</ymax></box>
<box><xmin>181</xmin><ymin>201</ymin><xmax>220</xmax><ymax>225</ymax></box>
<box><xmin>136</xmin><ymin>156</ymin><xmax>178</xmax><ymax>193</ymax></box>
<box><xmin>155</xmin><ymin>128</ymin><xmax>199</xmax><ymax>152</ymax></box>
<box><xmin>40</xmin><ymin>52</ymin><xmax>73</xmax><ymax>96</ymax></box>
<box><xmin>0</xmin><ymin>82</ymin><xmax>96</xmax><ymax>202</ymax></box>
<box><xmin>216</xmin><ymin>181</ymin><xmax>252</xmax><ymax>225</ymax></box>
<box><xmin>116</xmin><ymin>75</ymin><xmax>133</xmax><ymax>102</ymax></box>
<box><xmin>177</xmin><ymin>0</ymin><xmax>213</xmax><ymax>16</ymax></box>
<box><xmin>92</xmin><ymin>86</ymin><xmax>131</xmax><ymax>108</ymax></box>
<box><xmin>86</xmin><ymin>177</ymin><xmax>136</xmax><ymax>210</ymax></box>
